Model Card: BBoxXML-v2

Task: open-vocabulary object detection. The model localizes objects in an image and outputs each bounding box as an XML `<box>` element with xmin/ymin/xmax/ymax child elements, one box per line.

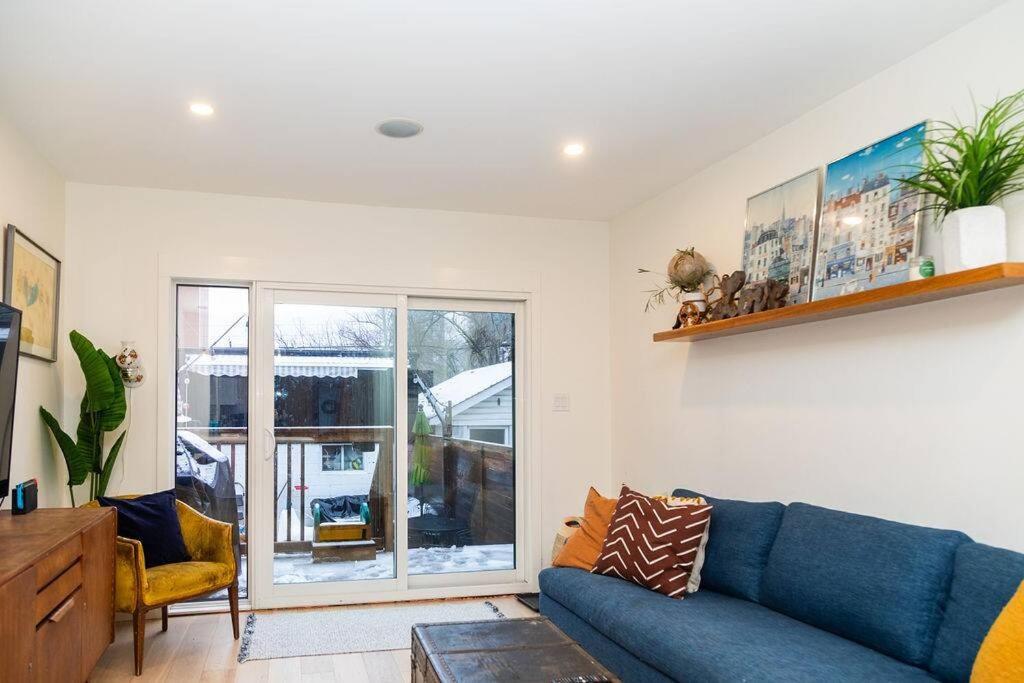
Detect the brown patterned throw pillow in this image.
<box><xmin>592</xmin><ymin>486</ymin><xmax>713</xmax><ymax>599</ymax></box>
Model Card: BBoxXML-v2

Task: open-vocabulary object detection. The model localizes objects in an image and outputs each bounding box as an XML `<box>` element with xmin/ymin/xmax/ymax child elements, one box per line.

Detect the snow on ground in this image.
<box><xmin>272</xmin><ymin>543</ymin><xmax>514</xmax><ymax>584</ymax></box>
<box><xmin>203</xmin><ymin>543</ymin><xmax>511</xmax><ymax>600</ymax></box>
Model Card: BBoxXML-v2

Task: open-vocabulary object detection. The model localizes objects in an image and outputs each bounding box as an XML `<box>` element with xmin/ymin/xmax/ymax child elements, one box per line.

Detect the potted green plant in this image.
<box><xmin>639</xmin><ymin>247</ymin><xmax>715</xmax><ymax>314</ymax></box>
<box><xmin>900</xmin><ymin>90</ymin><xmax>1024</xmax><ymax>272</ymax></box>
<box><xmin>39</xmin><ymin>330</ymin><xmax>128</xmax><ymax>505</ymax></box>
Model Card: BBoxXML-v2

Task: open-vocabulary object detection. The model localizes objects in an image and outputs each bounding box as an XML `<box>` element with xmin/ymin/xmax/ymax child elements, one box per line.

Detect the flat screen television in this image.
<box><xmin>0</xmin><ymin>303</ymin><xmax>22</xmax><ymax>499</ymax></box>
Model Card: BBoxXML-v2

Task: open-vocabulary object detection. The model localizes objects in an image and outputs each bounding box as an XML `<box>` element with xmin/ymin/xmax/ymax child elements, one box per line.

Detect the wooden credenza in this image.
<box><xmin>0</xmin><ymin>507</ymin><xmax>116</xmax><ymax>682</ymax></box>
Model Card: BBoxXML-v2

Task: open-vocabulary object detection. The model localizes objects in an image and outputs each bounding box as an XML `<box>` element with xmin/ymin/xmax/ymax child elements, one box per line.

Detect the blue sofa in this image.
<box><xmin>539</xmin><ymin>490</ymin><xmax>1024</xmax><ymax>682</ymax></box>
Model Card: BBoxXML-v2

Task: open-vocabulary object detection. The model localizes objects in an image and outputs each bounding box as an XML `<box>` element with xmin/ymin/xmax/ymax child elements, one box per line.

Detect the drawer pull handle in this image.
<box><xmin>48</xmin><ymin>596</ymin><xmax>75</xmax><ymax>623</ymax></box>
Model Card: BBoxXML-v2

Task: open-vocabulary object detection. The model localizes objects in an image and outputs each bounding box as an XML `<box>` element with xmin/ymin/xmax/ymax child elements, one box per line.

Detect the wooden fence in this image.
<box><xmin>416</xmin><ymin>434</ymin><xmax>514</xmax><ymax>546</ymax></box>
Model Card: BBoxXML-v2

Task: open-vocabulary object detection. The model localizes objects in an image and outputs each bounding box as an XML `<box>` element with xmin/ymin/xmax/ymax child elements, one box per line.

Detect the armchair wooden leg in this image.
<box><xmin>161</xmin><ymin>606</ymin><xmax>169</xmax><ymax>632</ymax></box>
<box><xmin>228</xmin><ymin>581</ymin><xmax>240</xmax><ymax>639</ymax></box>
<box><xmin>132</xmin><ymin>609</ymin><xmax>146</xmax><ymax>676</ymax></box>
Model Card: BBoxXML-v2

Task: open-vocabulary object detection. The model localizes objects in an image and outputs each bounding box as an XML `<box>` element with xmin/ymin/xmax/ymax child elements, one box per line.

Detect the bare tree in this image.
<box><xmin>273</xmin><ymin>308</ymin><xmax>512</xmax><ymax>384</ymax></box>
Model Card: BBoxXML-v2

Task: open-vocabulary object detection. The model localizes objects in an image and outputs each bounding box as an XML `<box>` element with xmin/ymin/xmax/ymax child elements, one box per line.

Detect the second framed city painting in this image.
<box><xmin>812</xmin><ymin>122</ymin><xmax>926</xmax><ymax>301</ymax></box>
<box><xmin>742</xmin><ymin>169</ymin><xmax>821</xmax><ymax>306</ymax></box>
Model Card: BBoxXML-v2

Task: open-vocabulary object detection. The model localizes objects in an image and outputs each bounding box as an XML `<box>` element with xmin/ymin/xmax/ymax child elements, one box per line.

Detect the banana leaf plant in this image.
<box><xmin>40</xmin><ymin>330</ymin><xmax>127</xmax><ymax>505</ymax></box>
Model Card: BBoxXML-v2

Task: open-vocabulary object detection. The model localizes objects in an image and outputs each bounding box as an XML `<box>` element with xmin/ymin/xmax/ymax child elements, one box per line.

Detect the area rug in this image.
<box><xmin>238</xmin><ymin>599</ymin><xmax>505</xmax><ymax>662</ymax></box>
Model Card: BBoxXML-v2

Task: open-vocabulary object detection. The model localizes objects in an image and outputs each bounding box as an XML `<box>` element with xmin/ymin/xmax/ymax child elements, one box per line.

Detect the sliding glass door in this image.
<box><xmin>406</xmin><ymin>300</ymin><xmax>519</xmax><ymax>584</ymax></box>
<box><xmin>186</xmin><ymin>285</ymin><xmax>526</xmax><ymax>608</ymax></box>
<box><xmin>251</xmin><ymin>289</ymin><xmax>404</xmax><ymax>602</ymax></box>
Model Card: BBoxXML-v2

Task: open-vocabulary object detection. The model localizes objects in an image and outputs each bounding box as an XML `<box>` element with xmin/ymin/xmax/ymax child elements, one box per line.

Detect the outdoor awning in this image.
<box><xmin>185</xmin><ymin>353</ymin><xmax>394</xmax><ymax>378</ymax></box>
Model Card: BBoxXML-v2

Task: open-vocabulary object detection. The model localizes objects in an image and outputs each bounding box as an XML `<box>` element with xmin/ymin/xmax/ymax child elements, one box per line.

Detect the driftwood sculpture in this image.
<box><xmin>738</xmin><ymin>284</ymin><xmax>767</xmax><ymax>315</ymax></box>
<box><xmin>706</xmin><ymin>271</ymin><xmax>746</xmax><ymax>321</ymax></box>
<box><xmin>766</xmin><ymin>280</ymin><xmax>789</xmax><ymax>309</ymax></box>
<box><xmin>739</xmin><ymin>279</ymin><xmax>790</xmax><ymax>315</ymax></box>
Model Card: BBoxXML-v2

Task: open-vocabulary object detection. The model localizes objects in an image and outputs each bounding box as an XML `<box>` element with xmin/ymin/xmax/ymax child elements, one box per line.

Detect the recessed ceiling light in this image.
<box><xmin>376</xmin><ymin>118</ymin><xmax>424</xmax><ymax>139</ymax></box>
<box><xmin>563</xmin><ymin>143</ymin><xmax>585</xmax><ymax>157</ymax></box>
<box><xmin>189</xmin><ymin>102</ymin><xmax>214</xmax><ymax>117</ymax></box>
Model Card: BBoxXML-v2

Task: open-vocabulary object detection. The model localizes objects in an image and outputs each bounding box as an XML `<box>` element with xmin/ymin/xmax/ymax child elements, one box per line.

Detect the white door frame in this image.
<box><xmin>157</xmin><ymin>253</ymin><xmax>542</xmax><ymax>611</ymax></box>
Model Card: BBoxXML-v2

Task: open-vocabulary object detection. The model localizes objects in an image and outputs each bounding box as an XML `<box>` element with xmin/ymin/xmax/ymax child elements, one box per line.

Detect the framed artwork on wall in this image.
<box><xmin>741</xmin><ymin>169</ymin><xmax>822</xmax><ymax>306</ymax></box>
<box><xmin>3</xmin><ymin>225</ymin><xmax>61</xmax><ymax>362</ymax></box>
<box><xmin>812</xmin><ymin>122</ymin><xmax>926</xmax><ymax>301</ymax></box>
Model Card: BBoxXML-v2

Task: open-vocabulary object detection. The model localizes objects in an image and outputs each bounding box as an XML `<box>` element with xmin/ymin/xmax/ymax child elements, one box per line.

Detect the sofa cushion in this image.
<box><xmin>539</xmin><ymin>567</ymin><xmax>935</xmax><ymax>682</ymax></box>
<box><xmin>760</xmin><ymin>503</ymin><xmax>968</xmax><ymax>667</ymax></box>
<box><xmin>673</xmin><ymin>488</ymin><xmax>783</xmax><ymax>602</ymax></box>
<box><xmin>552</xmin><ymin>486</ymin><xmax>618</xmax><ymax>571</ymax></box>
<box><xmin>539</xmin><ymin>593</ymin><xmax>674</xmax><ymax>683</ymax></box>
<box><xmin>971</xmin><ymin>579</ymin><xmax>1024</xmax><ymax>682</ymax></box>
<box><xmin>592</xmin><ymin>486</ymin><xmax>712</xmax><ymax>598</ymax></box>
<box><xmin>929</xmin><ymin>542</ymin><xmax>1024</xmax><ymax>682</ymax></box>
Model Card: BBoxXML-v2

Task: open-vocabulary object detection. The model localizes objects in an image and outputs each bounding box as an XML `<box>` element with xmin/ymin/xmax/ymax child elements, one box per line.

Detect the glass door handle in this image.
<box><xmin>264</xmin><ymin>427</ymin><xmax>276</xmax><ymax>461</ymax></box>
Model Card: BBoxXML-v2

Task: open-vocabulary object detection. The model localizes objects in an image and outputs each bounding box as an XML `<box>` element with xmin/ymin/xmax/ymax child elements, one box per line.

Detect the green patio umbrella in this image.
<box><xmin>411</xmin><ymin>407</ymin><xmax>432</xmax><ymax>515</ymax></box>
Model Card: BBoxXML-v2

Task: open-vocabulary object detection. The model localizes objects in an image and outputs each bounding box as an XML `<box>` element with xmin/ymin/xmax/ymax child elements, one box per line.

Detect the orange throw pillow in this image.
<box><xmin>552</xmin><ymin>487</ymin><xmax>618</xmax><ymax>570</ymax></box>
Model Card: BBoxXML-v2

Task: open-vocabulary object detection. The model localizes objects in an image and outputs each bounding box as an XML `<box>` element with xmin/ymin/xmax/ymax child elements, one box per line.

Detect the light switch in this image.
<box><xmin>553</xmin><ymin>393</ymin><xmax>571</xmax><ymax>412</ymax></box>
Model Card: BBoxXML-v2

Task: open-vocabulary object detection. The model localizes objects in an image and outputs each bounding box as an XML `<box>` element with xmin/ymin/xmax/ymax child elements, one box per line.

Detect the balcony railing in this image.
<box><xmin>185</xmin><ymin>425</ymin><xmax>393</xmax><ymax>553</ymax></box>
<box><xmin>186</xmin><ymin>425</ymin><xmax>513</xmax><ymax>555</ymax></box>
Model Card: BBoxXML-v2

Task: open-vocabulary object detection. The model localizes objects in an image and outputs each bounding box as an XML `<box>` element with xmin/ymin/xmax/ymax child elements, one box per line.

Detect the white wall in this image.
<box><xmin>0</xmin><ymin>115</ymin><xmax>66</xmax><ymax>508</ymax></box>
<box><xmin>610</xmin><ymin>1</ymin><xmax>1024</xmax><ymax>552</ymax></box>
<box><xmin>64</xmin><ymin>183</ymin><xmax>611</xmax><ymax>563</ymax></box>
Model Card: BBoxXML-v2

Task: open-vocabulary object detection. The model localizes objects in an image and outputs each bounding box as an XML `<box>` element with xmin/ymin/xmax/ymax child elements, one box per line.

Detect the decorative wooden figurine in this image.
<box><xmin>766</xmin><ymin>279</ymin><xmax>789</xmax><ymax>309</ymax></box>
<box><xmin>738</xmin><ymin>279</ymin><xmax>790</xmax><ymax>314</ymax></box>
<box><xmin>671</xmin><ymin>300</ymin><xmax>705</xmax><ymax>329</ymax></box>
<box><xmin>706</xmin><ymin>270</ymin><xmax>746</xmax><ymax>321</ymax></box>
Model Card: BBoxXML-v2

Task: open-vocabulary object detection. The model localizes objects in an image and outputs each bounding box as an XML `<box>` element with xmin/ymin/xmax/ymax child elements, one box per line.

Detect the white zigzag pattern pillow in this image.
<box><xmin>591</xmin><ymin>486</ymin><xmax>712</xmax><ymax>599</ymax></box>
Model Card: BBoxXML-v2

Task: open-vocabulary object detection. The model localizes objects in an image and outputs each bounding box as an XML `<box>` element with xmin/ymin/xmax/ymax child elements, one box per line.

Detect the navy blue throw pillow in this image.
<box><xmin>98</xmin><ymin>490</ymin><xmax>191</xmax><ymax>568</ymax></box>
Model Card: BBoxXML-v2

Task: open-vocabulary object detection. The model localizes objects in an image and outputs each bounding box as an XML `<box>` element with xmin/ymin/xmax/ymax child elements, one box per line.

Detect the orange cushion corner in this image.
<box><xmin>552</xmin><ymin>487</ymin><xmax>618</xmax><ymax>571</ymax></box>
<box><xmin>971</xmin><ymin>580</ymin><xmax>1024</xmax><ymax>681</ymax></box>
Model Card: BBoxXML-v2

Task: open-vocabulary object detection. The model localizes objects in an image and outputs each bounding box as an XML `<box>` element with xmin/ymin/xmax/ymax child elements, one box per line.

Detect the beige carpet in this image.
<box><xmin>238</xmin><ymin>600</ymin><xmax>504</xmax><ymax>662</ymax></box>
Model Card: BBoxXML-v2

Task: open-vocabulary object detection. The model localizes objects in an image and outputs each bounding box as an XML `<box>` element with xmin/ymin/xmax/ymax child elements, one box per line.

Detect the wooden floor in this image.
<box><xmin>91</xmin><ymin>596</ymin><xmax>536</xmax><ymax>682</ymax></box>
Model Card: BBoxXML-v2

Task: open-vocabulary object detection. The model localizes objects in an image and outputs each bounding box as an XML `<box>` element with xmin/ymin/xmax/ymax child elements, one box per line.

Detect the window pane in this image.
<box><xmin>407</xmin><ymin>308</ymin><xmax>515</xmax><ymax>575</ymax></box>
<box><xmin>175</xmin><ymin>285</ymin><xmax>249</xmax><ymax>599</ymax></box>
<box><xmin>272</xmin><ymin>303</ymin><xmax>396</xmax><ymax>585</ymax></box>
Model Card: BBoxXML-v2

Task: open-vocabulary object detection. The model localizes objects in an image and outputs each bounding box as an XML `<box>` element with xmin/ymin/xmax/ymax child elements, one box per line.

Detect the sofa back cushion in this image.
<box><xmin>760</xmin><ymin>503</ymin><xmax>967</xmax><ymax>667</ymax></box>
<box><xmin>929</xmin><ymin>542</ymin><xmax>1024</xmax><ymax>682</ymax></box>
<box><xmin>672</xmin><ymin>489</ymin><xmax>783</xmax><ymax>602</ymax></box>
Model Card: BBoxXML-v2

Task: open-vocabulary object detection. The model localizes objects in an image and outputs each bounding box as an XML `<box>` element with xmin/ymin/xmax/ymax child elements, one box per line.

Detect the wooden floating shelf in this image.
<box><xmin>653</xmin><ymin>262</ymin><xmax>1024</xmax><ymax>343</ymax></box>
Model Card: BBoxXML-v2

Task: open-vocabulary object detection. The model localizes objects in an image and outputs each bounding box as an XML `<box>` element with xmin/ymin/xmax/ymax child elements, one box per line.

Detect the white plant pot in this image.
<box><xmin>680</xmin><ymin>291</ymin><xmax>707</xmax><ymax>313</ymax></box>
<box><xmin>941</xmin><ymin>206</ymin><xmax>1007</xmax><ymax>273</ymax></box>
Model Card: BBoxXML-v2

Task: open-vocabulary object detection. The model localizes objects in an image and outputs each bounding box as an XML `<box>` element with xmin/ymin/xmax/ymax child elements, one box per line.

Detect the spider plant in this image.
<box><xmin>900</xmin><ymin>90</ymin><xmax>1024</xmax><ymax>221</ymax></box>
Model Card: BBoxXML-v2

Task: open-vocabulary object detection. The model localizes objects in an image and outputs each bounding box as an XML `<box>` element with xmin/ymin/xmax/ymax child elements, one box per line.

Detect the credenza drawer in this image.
<box><xmin>0</xmin><ymin>508</ymin><xmax>115</xmax><ymax>683</ymax></box>
<box><xmin>35</xmin><ymin>560</ymin><xmax>83</xmax><ymax>624</ymax></box>
<box><xmin>34</xmin><ymin>534</ymin><xmax>82</xmax><ymax>590</ymax></box>
<box><xmin>35</xmin><ymin>589</ymin><xmax>83</xmax><ymax>682</ymax></box>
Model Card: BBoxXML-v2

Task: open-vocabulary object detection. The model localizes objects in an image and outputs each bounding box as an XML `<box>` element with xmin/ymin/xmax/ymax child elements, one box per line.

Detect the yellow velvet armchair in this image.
<box><xmin>85</xmin><ymin>496</ymin><xmax>239</xmax><ymax>675</ymax></box>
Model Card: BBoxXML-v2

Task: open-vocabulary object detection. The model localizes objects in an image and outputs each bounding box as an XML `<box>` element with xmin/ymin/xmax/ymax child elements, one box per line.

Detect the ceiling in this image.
<box><xmin>0</xmin><ymin>1</ymin><xmax>1005</xmax><ymax>221</ymax></box>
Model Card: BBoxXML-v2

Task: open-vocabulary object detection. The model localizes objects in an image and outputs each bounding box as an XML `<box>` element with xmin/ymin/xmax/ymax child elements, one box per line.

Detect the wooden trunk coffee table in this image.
<box><xmin>411</xmin><ymin>616</ymin><xmax>618</xmax><ymax>682</ymax></box>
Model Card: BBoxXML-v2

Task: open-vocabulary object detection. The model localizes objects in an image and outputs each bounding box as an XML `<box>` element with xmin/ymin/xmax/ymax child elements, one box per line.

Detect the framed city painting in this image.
<box><xmin>812</xmin><ymin>122</ymin><xmax>926</xmax><ymax>301</ymax></box>
<box><xmin>742</xmin><ymin>168</ymin><xmax>821</xmax><ymax>305</ymax></box>
<box><xmin>3</xmin><ymin>225</ymin><xmax>61</xmax><ymax>362</ymax></box>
